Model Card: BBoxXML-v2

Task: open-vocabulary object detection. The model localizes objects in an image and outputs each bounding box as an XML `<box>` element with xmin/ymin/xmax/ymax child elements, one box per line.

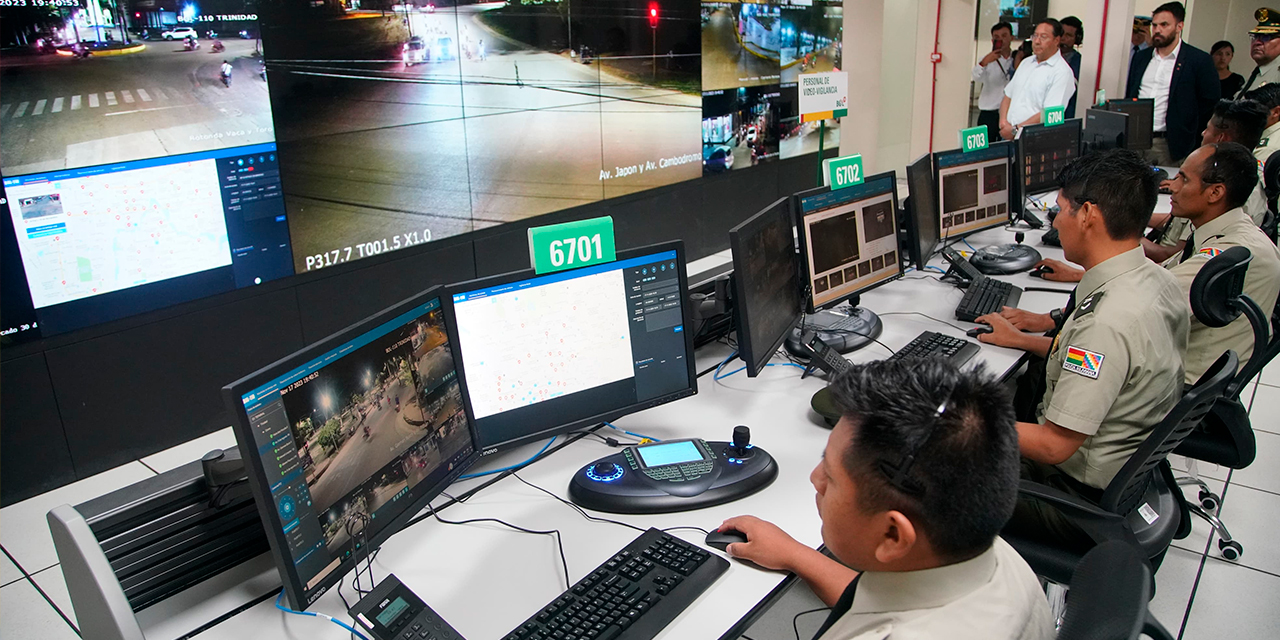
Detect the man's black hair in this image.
<box><xmin>1057</xmin><ymin>149</ymin><xmax>1159</xmax><ymax>240</ymax></box>
<box><xmin>1153</xmin><ymin>2</ymin><xmax>1186</xmax><ymax>23</ymax></box>
<box><xmin>992</xmin><ymin>21</ymin><xmax>1013</xmax><ymax>35</ymax></box>
<box><xmin>1245</xmin><ymin>83</ymin><xmax>1280</xmax><ymax>111</ymax></box>
<box><xmin>1061</xmin><ymin>16</ymin><xmax>1084</xmax><ymax>44</ymax></box>
<box><xmin>1200</xmin><ymin>142</ymin><xmax>1261</xmax><ymax>211</ymax></box>
<box><xmin>1211</xmin><ymin>98</ymin><xmax>1270</xmax><ymax>149</ymax></box>
<box><xmin>1035</xmin><ymin>18</ymin><xmax>1064</xmax><ymax>39</ymax></box>
<box><xmin>827</xmin><ymin>359</ymin><xmax>1019</xmax><ymax>562</ymax></box>
<box><xmin>1211</xmin><ymin>40</ymin><xmax>1235</xmax><ymax>56</ymax></box>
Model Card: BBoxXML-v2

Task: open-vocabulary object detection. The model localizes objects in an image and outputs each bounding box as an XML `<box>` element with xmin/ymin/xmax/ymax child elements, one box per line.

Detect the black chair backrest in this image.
<box><xmin>1265</xmin><ymin>149</ymin><xmax>1280</xmax><ymax>221</ymax></box>
<box><xmin>1057</xmin><ymin>540</ymin><xmax>1164</xmax><ymax>640</ymax></box>
<box><xmin>1188</xmin><ymin>246</ymin><xmax>1274</xmax><ymax>397</ymax></box>
<box><xmin>1101</xmin><ymin>351</ymin><xmax>1238</xmax><ymax>514</ymax></box>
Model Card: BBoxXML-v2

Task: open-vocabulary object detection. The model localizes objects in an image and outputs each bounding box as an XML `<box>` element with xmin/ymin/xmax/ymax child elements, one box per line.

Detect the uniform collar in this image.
<box><xmin>1191</xmin><ymin>207</ymin><xmax>1251</xmax><ymax>243</ymax></box>
<box><xmin>1264</xmin><ymin>121</ymin><xmax>1280</xmax><ymax>140</ymax></box>
<box><xmin>1259</xmin><ymin>55</ymin><xmax>1280</xmax><ymax>77</ymax></box>
<box><xmin>848</xmin><ymin>545</ymin><xmax>998</xmax><ymax>615</ymax></box>
<box><xmin>1078</xmin><ymin>246</ymin><xmax>1147</xmax><ymax>301</ymax></box>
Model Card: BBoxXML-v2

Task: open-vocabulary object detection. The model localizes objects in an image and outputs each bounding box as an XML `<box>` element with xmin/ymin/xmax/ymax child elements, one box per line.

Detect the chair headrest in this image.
<box><xmin>1190</xmin><ymin>246</ymin><xmax>1251</xmax><ymax>328</ymax></box>
<box><xmin>1266</xmin><ymin>150</ymin><xmax>1280</xmax><ymax>193</ymax></box>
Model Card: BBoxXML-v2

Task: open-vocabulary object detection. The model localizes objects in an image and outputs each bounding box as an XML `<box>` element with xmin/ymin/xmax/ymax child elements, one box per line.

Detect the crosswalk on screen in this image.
<box><xmin>448</xmin><ymin>246</ymin><xmax>696</xmax><ymax>453</ymax></box>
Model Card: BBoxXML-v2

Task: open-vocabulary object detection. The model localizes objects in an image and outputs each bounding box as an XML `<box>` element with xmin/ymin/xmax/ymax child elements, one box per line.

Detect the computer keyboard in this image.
<box><xmin>954</xmin><ymin>276</ymin><xmax>1022</xmax><ymax>322</ymax></box>
<box><xmin>888</xmin><ymin>331</ymin><xmax>980</xmax><ymax>366</ymax></box>
<box><xmin>502</xmin><ymin>528</ymin><xmax>728</xmax><ymax>640</ymax></box>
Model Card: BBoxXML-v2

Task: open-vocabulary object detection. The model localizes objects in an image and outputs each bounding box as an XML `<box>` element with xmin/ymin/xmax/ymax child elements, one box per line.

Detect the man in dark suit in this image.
<box><xmin>1125</xmin><ymin>2</ymin><xmax>1221</xmax><ymax>166</ymax></box>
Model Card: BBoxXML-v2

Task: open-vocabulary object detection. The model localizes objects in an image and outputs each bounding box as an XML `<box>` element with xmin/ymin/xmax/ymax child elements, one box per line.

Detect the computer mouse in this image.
<box><xmin>1029</xmin><ymin>265</ymin><xmax>1054</xmax><ymax>278</ymax></box>
<box><xmin>966</xmin><ymin>325</ymin><xmax>994</xmax><ymax>338</ymax></box>
<box><xmin>705</xmin><ymin>528</ymin><xmax>749</xmax><ymax>552</ymax></box>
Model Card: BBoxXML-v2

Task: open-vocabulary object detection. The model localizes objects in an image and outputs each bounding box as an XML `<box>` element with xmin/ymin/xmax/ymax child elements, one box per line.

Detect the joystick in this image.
<box><xmin>732</xmin><ymin>425</ymin><xmax>753</xmax><ymax>458</ymax></box>
<box><xmin>593</xmin><ymin>461</ymin><xmax>618</xmax><ymax>476</ymax></box>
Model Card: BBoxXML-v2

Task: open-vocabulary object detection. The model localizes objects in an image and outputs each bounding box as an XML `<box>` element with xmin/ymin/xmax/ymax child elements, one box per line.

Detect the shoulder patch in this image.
<box><xmin>1197</xmin><ymin>247</ymin><xmax>1223</xmax><ymax>258</ymax></box>
<box><xmin>1073</xmin><ymin>291</ymin><xmax>1104</xmax><ymax>319</ymax></box>
<box><xmin>1064</xmin><ymin>346</ymin><xmax>1105</xmax><ymax>379</ymax></box>
<box><xmin>1262</xmin><ymin>138</ymin><xmax>1271</xmax><ymax>148</ymax></box>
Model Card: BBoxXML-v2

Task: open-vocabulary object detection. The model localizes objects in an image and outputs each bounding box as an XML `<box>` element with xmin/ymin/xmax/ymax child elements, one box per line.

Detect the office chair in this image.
<box><xmin>1056</xmin><ymin>540</ymin><xmax>1174</xmax><ymax>640</ymax></box>
<box><xmin>1004</xmin><ymin>350</ymin><xmax>1238</xmax><ymax>587</ymax></box>
<box><xmin>1264</xmin><ymin>150</ymin><xmax>1280</xmax><ymax>243</ymax></box>
<box><xmin>1173</xmin><ymin>246</ymin><xmax>1275</xmax><ymax>560</ymax></box>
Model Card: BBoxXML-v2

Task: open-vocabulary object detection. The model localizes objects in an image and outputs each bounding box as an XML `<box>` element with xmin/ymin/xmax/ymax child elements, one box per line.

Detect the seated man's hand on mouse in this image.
<box><xmin>998</xmin><ymin>306</ymin><xmax>1056</xmax><ymax>333</ymax></box>
<box><xmin>972</xmin><ymin>312</ymin><xmax>1028</xmax><ymax>347</ymax></box>
<box><xmin>1034</xmin><ymin>258</ymin><xmax>1083</xmax><ymax>283</ymax></box>
<box><xmin>717</xmin><ymin>515</ymin><xmax>808</xmax><ymax>571</ymax></box>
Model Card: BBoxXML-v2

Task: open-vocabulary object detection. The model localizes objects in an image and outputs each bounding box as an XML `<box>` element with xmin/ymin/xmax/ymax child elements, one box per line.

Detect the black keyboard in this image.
<box><xmin>955</xmin><ymin>276</ymin><xmax>1022</xmax><ymax>322</ymax></box>
<box><xmin>888</xmin><ymin>331</ymin><xmax>980</xmax><ymax>366</ymax></box>
<box><xmin>502</xmin><ymin>528</ymin><xmax>728</xmax><ymax>640</ymax></box>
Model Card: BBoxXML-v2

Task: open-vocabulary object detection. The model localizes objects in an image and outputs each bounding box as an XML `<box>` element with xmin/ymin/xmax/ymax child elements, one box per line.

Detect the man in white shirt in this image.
<box><xmin>1000</xmin><ymin>19</ymin><xmax>1077</xmax><ymax>141</ymax></box>
<box><xmin>973</xmin><ymin>22</ymin><xmax>1016</xmax><ymax>140</ymax></box>
<box><xmin>719</xmin><ymin>360</ymin><xmax>1054</xmax><ymax>640</ymax></box>
<box><xmin>1126</xmin><ymin>2</ymin><xmax>1219</xmax><ymax>166</ymax></box>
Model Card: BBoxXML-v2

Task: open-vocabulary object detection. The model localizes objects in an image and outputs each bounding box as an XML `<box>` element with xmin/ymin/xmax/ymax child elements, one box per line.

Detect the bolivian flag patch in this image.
<box><xmin>1064</xmin><ymin>346</ymin><xmax>1104</xmax><ymax>379</ymax></box>
<box><xmin>1197</xmin><ymin>247</ymin><xmax>1223</xmax><ymax>258</ymax></box>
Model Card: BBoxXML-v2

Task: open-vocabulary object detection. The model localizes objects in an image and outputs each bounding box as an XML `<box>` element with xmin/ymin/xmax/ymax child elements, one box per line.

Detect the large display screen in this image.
<box><xmin>227</xmin><ymin>292</ymin><xmax>475</xmax><ymax>608</ymax></box>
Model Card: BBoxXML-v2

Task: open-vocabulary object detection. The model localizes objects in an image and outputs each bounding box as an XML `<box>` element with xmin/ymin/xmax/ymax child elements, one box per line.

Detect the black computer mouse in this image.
<box><xmin>1029</xmin><ymin>265</ymin><xmax>1054</xmax><ymax>278</ymax></box>
<box><xmin>705</xmin><ymin>528</ymin><xmax>749</xmax><ymax>552</ymax></box>
<box><xmin>966</xmin><ymin>325</ymin><xmax>994</xmax><ymax>338</ymax></box>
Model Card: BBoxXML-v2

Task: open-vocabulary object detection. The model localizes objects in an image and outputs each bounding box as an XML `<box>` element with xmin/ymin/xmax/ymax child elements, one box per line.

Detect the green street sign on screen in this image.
<box><xmin>1043</xmin><ymin>105</ymin><xmax>1066</xmax><ymax>127</ymax></box>
<box><xmin>960</xmin><ymin>125</ymin><xmax>989</xmax><ymax>153</ymax></box>
<box><xmin>1095</xmin><ymin>89</ymin><xmax>1106</xmax><ymax>106</ymax></box>
<box><xmin>528</xmin><ymin>216</ymin><xmax>617</xmax><ymax>275</ymax></box>
<box><xmin>825</xmin><ymin>155</ymin><xmax>864</xmax><ymax>190</ymax></box>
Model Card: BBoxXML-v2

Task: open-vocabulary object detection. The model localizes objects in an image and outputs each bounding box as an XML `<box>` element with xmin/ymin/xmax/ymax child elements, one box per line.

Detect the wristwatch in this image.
<box><xmin>1049</xmin><ymin>307</ymin><xmax>1065</xmax><ymax>329</ymax></box>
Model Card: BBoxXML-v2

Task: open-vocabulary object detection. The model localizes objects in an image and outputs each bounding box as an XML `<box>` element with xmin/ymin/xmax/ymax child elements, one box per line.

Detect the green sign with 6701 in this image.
<box><xmin>528</xmin><ymin>216</ymin><xmax>617</xmax><ymax>275</ymax></box>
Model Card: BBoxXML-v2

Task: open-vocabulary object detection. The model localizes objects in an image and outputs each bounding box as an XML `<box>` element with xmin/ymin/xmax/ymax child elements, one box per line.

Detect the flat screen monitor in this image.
<box><xmin>1019</xmin><ymin>119</ymin><xmax>1083</xmax><ymax>196</ymax></box>
<box><xmin>224</xmin><ymin>288</ymin><xmax>477</xmax><ymax>610</ymax></box>
<box><xmin>2</xmin><ymin>144</ymin><xmax>293</xmax><ymax>343</ymax></box>
<box><xmin>1106</xmin><ymin>98</ymin><xmax>1155</xmax><ymax>151</ymax></box>
<box><xmin>1085</xmin><ymin>108</ymin><xmax>1129</xmax><ymax>151</ymax></box>
<box><xmin>933</xmin><ymin>141</ymin><xmax>1015</xmax><ymax>240</ymax></box>
<box><xmin>903</xmin><ymin>152</ymin><xmax>940</xmax><ymax>268</ymax></box>
<box><xmin>729</xmin><ymin>197</ymin><xmax>802</xmax><ymax>377</ymax></box>
<box><xmin>446</xmin><ymin>242</ymin><xmax>697</xmax><ymax>454</ymax></box>
<box><xmin>793</xmin><ymin>172</ymin><xmax>903</xmax><ymax>313</ymax></box>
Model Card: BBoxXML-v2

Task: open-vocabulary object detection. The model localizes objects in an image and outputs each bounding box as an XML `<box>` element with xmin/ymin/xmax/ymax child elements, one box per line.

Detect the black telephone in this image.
<box><xmin>797</xmin><ymin>331</ymin><xmax>851</xmax><ymax>378</ymax></box>
<box><xmin>941</xmin><ymin>246</ymin><xmax>987</xmax><ymax>284</ymax></box>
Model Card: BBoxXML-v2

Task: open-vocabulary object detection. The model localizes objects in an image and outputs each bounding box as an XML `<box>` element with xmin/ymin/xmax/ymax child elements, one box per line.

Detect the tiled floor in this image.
<box><xmin>5</xmin><ymin>374</ymin><xmax>1280</xmax><ymax>639</ymax></box>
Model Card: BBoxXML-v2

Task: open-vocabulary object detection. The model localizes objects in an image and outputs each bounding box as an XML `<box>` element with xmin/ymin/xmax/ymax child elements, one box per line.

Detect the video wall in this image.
<box><xmin>0</xmin><ymin>0</ymin><xmax>843</xmax><ymax>345</ymax></box>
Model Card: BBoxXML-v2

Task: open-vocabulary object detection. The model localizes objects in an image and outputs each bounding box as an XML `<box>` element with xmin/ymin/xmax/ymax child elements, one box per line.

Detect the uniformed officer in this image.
<box><xmin>975</xmin><ymin>150</ymin><xmax>1188</xmax><ymax>548</ymax></box>
<box><xmin>1244</xmin><ymin>82</ymin><xmax>1280</xmax><ymax>164</ymax></box>
<box><xmin>1242</xmin><ymin>7</ymin><xmax>1280</xmax><ymax>94</ymax></box>
<box><xmin>721</xmin><ymin>360</ymin><xmax>1053</xmax><ymax>640</ymax></box>
<box><xmin>1163</xmin><ymin>142</ymin><xmax>1280</xmax><ymax>383</ymax></box>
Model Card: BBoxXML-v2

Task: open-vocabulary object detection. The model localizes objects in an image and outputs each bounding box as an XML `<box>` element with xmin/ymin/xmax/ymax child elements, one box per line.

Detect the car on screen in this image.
<box><xmin>703</xmin><ymin>145</ymin><xmax>734</xmax><ymax>173</ymax></box>
<box><xmin>403</xmin><ymin>36</ymin><xmax>427</xmax><ymax>65</ymax></box>
<box><xmin>162</xmin><ymin>27</ymin><xmax>198</xmax><ymax>40</ymax></box>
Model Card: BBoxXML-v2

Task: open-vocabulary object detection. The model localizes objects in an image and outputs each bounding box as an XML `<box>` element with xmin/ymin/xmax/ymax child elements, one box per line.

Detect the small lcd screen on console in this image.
<box><xmin>377</xmin><ymin>598</ymin><xmax>411</xmax><ymax>626</ymax></box>
<box><xmin>637</xmin><ymin>441</ymin><xmax>704</xmax><ymax>467</ymax></box>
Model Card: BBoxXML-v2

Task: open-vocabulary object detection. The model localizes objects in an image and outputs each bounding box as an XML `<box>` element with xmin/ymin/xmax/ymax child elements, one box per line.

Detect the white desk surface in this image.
<box><xmin>143</xmin><ymin>194</ymin><xmax>1173</xmax><ymax>640</ymax></box>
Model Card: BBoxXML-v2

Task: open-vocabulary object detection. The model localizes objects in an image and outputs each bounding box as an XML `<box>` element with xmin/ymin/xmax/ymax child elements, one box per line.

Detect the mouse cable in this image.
<box><xmin>878</xmin><ymin>311</ymin><xmax>968</xmax><ymax>333</ymax></box>
<box><xmin>659</xmin><ymin>525</ymin><xmax>711</xmax><ymax>536</ymax></box>
<box><xmin>793</xmin><ymin>607</ymin><xmax>832</xmax><ymax>640</ymax></box>
<box><xmin>1023</xmin><ymin>286</ymin><xmax>1074</xmax><ymax>295</ymax></box>
<box><xmin>458</xmin><ymin>436</ymin><xmax>558</xmax><ymax>480</ymax></box>
<box><xmin>275</xmin><ymin>592</ymin><xmax>371</xmax><ymax>640</ymax></box>
<box><xmin>511</xmin><ymin>472</ymin><xmax>647</xmax><ymax>533</ymax></box>
<box><xmin>424</xmin><ymin>501</ymin><xmax>571</xmax><ymax>590</ymax></box>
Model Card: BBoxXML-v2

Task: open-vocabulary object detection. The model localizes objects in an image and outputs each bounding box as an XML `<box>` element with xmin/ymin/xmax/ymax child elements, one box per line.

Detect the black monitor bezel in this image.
<box><xmin>931</xmin><ymin>141</ymin><xmax>1016</xmax><ymax>242</ymax></box>
<box><xmin>729</xmin><ymin>196</ymin><xmax>802</xmax><ymax>378</ymax></box>
<box><xmin>1018</xmin><ymin>119</ymin><xmax>1083</xmax><ymax>196</ymax></box>
<box><xmin>1105</xmin><ymin>98</ymin><xmax>1155</xmax><ymax>151</ymax></box>
<box><xmin>793</xmin><ymin>171</ymin><xmax>904</xmax><ymax>314</ymax></box>
<box><xmin>903</xmin><ymin>152</ymin><xmax>940</xmax><ymax>269</ymax></box>
<box><xmin>221</xmin><ymin>285</ymin><xmax>480</xmax><ymax>611</ymax></box>
<box><xmin>443</xmin><ymin>240</ymin><xmax>698</xmax><ymax>455</ymax></box>
<box><xmin>1085</xmin><ymin>108</ymin><xmax>1129</xmax><ymax>151</ymax></box>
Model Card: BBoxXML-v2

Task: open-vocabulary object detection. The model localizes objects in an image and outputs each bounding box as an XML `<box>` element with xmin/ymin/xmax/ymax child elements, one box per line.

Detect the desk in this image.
<box><xmin>134</xmin><ymin>198</ymin><xmax>1171</xmax><ymax>640</ymax></box>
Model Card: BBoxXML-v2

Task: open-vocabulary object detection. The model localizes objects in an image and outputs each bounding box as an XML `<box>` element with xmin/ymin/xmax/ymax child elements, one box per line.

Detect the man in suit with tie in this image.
<box><xmin>1125</xmin><ymin>2</ymin><xmax>1220</xmax><ymax>167</ymax></box>
<box><xmin>1242</xmin><ymin>8</ymin><xmax>1280</xmax><ymax>94</ymax></box>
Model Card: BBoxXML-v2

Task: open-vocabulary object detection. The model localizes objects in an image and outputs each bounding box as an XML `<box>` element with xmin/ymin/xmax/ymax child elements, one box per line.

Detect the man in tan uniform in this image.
<box><xmin>1163</xmin><ymin>142</ymin><xmax>1280</xmax><ymax>383</ymax></box>
<box><xmin>1245</xmin><ymin>82</ymin><xmax>1280</xmax><ymax>164</ymax></box>
<box><xmin>1241</xmin><ymin>8</ymin><xmax>1280</xmax><ymax>94</ymax></box>
<box><xmin>976</xmin><ymin>150</ymin><xmax>1188</xmax><ymax>548</ymax></box>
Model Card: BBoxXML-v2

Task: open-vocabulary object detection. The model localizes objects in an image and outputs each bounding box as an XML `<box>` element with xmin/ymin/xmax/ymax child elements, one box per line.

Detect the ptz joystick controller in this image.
<box><xmin>731</xmin><ymin>425</ymin><xmax>754</xmax><ymax>458</ymax></box>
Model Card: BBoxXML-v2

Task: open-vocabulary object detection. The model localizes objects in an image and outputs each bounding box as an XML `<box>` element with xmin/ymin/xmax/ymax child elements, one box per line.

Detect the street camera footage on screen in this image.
<box><xmin>1</xmin><ymin>1</ymin><xmax>847</xmax><ymax>344</ymax></box>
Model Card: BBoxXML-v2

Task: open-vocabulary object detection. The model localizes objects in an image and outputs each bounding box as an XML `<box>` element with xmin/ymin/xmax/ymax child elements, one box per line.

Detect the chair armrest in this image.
<box><xmin>1018</xmin><ymin>479</ymin><xmax>1142</xmax><ymax>548</ymax></box>
<box><xmin>1144</xmin><ymin>613</ymin><xmax>1176</xmax><ymax>640</ymax></box>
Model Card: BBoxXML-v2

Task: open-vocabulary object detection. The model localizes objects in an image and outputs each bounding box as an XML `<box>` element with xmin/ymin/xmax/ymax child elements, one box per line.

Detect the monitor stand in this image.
<box><xmin>784</xmin><ymin>301</ymin><xmax>883</xmax><ymax>357</ymax></box>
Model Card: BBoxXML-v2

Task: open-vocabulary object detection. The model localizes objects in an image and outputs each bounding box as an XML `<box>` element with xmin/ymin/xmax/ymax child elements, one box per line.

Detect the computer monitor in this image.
<box><xmin>1085</xmin><ymin>108</ymin><xmax>1130</xmax><ymax>152</ymax></box>
<box><xmin>933</xmin><ymin>141</ymin><xmax>1015</xmax><ymax>239</ymax></box>
<box><xmin>729</xmin><ymin>197</ymin><xmax>803</xmax><ymax>377</ymax></box>
<box><xmin>446</xmin><ymin>242</ymin><xmax>697</xmax><ymax>454</ymax></box>
<box><xmin>1106</xmin><ymin>98</ymin><xmax>1155</xmax><ymax>151</ymax></box>
<box><xmin>903</xmin><ymin>152</ymin><xmax>941</xmax><ymax>268</ymax></box>
<box><xmin>1018</xmin><ymin>119</ymin><xmax>1083</xmax><ymax>196</ymax></box>
<box><xmin>223</xmin><ymin>289</ymin><xmax>477</xmax><ymax>609</ymax></box>
<box><xmin>793</xmin><ymin>172</ymin><xmax>904</xmax><ymax>314</ymax></box>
